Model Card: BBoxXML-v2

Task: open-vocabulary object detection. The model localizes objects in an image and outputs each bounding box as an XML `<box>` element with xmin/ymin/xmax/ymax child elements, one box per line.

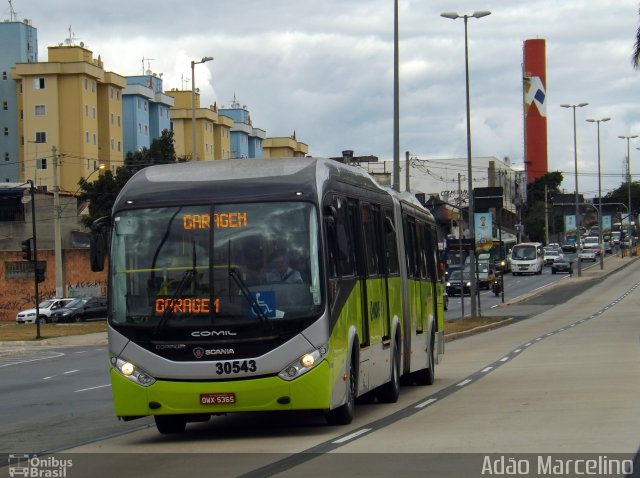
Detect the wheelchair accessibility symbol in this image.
<box><xmin>249</xmin><ymin>291</ymin><xmax>276</xmax><ymax>319</ymax></box>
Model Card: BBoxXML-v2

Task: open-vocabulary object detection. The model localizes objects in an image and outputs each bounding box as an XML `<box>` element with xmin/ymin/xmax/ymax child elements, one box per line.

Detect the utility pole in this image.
<box><xmin>405</xmin><ymin>151</ymin><xmax>410</xmax><ymax>192</ymax></box>
<box><xmin>458</xmin><ymin>173</ymin><xmax>465</xmax><ymax>319</ymax></box>
<box><xmin>544</xmin><ymin>184</ymin><xmax>549</xmax><ymax>245</ymax></box>
<box><xmin>52</xmin><ymin>146</ymin><xmax>63</xmax><ymax>298</ymax></box>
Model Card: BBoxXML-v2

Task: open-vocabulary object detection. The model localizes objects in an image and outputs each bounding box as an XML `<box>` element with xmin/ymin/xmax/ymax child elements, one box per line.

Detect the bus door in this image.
<box><xmin>404</xmin><ymin>216</ymin><xmax>423</xmax><ymax>335</ymax></box>
<box><xmin>360</xmin><ymin>203</ymin><xmax>389</xmax><ymax>346</ymax></box>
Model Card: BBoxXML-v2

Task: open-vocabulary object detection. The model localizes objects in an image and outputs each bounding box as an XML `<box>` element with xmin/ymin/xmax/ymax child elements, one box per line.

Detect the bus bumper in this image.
<box><xmin>110</xmin><ymin>361</ymin><xmax>332</xmax><ymax>417</ymax></box>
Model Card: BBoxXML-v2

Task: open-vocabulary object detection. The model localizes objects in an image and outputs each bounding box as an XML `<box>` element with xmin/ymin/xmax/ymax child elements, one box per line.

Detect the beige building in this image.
<box><xmin>164</xmin><ymin>90</ymin><xmax>233</xmax><ymax>161</ymax></box>
<box><xmin>12</xmin><ymin>45</ymin><xmax>125</xmax><ymax>193</ymax></box>
<box><xmin>262</xmin><ymin>135</ymin><xmax>308</xmax><ymax>158</ymax></box>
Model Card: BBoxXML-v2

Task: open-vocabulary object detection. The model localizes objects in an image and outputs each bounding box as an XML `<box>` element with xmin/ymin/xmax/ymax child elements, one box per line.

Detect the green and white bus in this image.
<box><xmin>90</xmin><ymin>158</ymin><xmax>445</xmax><ymax>433</ymax></box>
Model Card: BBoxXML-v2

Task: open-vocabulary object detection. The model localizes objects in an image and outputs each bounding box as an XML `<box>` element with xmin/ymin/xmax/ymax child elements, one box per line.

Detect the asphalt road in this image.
<box><xmin>0</xmin><ymin>345</ymin><xmax>152</xmax><ymax>455</ymax></box>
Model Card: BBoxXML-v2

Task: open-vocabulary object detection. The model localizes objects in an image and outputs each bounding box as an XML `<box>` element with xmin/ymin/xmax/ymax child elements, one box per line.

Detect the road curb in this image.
<box><xmin>445</xmin><ymin>317</ymin><xmax>514</xmax><ymax>342</ymax></box>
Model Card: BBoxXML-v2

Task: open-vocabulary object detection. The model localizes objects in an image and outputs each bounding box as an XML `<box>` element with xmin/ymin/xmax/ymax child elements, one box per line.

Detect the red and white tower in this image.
<box><xmin>523</xmin><ymin>39</ymin><xmax>548</xmax><ymax>184</ymax></box>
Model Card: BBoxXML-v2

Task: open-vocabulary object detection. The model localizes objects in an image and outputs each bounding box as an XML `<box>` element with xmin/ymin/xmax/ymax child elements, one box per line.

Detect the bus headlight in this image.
<box><xmin>278</xmin><ymin>344</ymin><xmax>328</xmax><ymax>381</ymax></box>
<box><xmin>111</xmin><ymin>356</ymin><xmax>156</xmax><ymax>387</ymax></box>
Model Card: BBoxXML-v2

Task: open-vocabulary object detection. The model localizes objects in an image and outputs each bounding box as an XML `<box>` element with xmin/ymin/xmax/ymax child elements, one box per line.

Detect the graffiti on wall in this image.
<box><xmin>0</xmin><ymin>280</ymin><xmax>107</xmax><ymax>320</ymax></box>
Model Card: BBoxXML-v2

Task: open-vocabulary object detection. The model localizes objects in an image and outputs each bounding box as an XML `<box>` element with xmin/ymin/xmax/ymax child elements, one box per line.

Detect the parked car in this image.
<box><xmin>49</xmin><ymin>297</ymin><xmax>107</xmax><ymax>323</ymax></box>
<box><xmin>446</xmin><ymin>270</ymin><xmax>471</xmax><ymax>296</ymax></box>
<box><xmin>578</xmin><ymin>248</ymin><xmax>597</xmax><ymax>262</ymax></box>
<box><xmin>16</xmin><ymin>298</ymin><xmax>75</xmax><ymax>324</ymax></box>
<box><xmin>551</xmin><ymin>256</ymin><xmax>573</xmax><ymax>274</ymax></box>
<box><xmin>561</xmin><ymin>243</ymin><xmax>577</xmax><ymax>253</ymax></box>
<box><xmin>543</xmin><ymin>249</ymin><xmax>563</xmax><ymax>266</ymax></box>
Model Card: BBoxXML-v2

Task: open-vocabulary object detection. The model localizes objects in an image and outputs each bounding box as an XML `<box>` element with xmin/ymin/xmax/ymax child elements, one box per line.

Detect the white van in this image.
<box><xmin>16</xmin><ymin>298</ymin><xmax>75</xmax><ymax>324</ymax></box>
<box><xmin>511</xmin><ymin>242</ymin><xmax>544</xmax><ymax>275</ymax></box>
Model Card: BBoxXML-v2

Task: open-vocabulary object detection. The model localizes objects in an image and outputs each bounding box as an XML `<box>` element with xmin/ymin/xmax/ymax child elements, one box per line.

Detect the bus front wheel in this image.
<box><xmin>155</xmin><ymin>415</ymin><xmax>187</xmax><ymax>434</ymax></box>
<box><xmin>325</xmin><ymin>359</ymin><xmax>356</xmax><ymax>425</ymax></box>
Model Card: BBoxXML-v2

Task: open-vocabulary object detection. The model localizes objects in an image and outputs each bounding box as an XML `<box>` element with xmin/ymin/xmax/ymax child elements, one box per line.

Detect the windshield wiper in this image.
<box><xmin>153</xmin><ymin>270</ymin><xmax>194</xmax><ymax>336</ymax></box>
<box><xmin>228</xmin><ymin>268</ymin><xmax>273</xmax><ymax>330</ymax></box>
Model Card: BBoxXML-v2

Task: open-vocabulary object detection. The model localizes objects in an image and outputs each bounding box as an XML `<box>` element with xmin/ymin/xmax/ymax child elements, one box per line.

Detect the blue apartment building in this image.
<box><xmin>219</xmin><ymin>99</ymin><xmax>265</xmax><ymax>159</ymax></box>
<box><xmin>0</xmin><ymin>18</ymin><xmax>37</xmax><ymax>182</ymax></box>
<box><xmin>122</xmin><ymin>75</ymin><xmax>174</xmax><ymax>155</ymax></box>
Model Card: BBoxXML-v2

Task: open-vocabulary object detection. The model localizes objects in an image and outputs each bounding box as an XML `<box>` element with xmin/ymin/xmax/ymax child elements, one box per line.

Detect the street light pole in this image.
<box><xmin>392</xmin><ymin>0</ymin><xmax>400</xmax><ymax>192</ymax></box>
<box><xmin>618</xmin><ymin>135</ymin><xmax>638</xmax><ymax>254</ymax></box>
<box><xmin>561</xmin><ymin>103</ymin><xmax>588</xmax><ymax>277</ymax></box>
<box><xmin>586</xmin><ymin>117</ymin><xmax>610</xmax><ymax>270</ymax></box>
<box><xmin>191</xmin><ymin>56</ymin><xmax>214</xmax><ymax>161</ymax></box>
<box><xmin>441</xmin><ymin>10</ymin><xmax>491</xmax><ymax>318</ymax></box>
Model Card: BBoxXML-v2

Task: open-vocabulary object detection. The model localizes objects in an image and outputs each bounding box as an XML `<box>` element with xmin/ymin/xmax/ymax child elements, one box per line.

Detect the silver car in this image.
<box><xmin>16</xmin><ymin>298</ymin><xmax>75</xmax><ymax>324</ymax></box>
<box><xmin>578</xmin><ymin>248</ymin><xmax>597</xmax><ymax>262</ymax></box>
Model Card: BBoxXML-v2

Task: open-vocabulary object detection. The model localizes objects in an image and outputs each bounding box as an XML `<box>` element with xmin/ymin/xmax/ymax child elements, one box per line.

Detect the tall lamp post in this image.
<box><xmin>618</xmin><ymin>135</ymin><xmax>638</xmax><ymax>253</ymax></box>
<box><xmin>586</xmin><ymin>117</ymin><xmax>610</xmax><ymax>270</ymax></box>
<box><xmin>441</xmin><ymin>10</ymin><xmax>491</xmax><ymax>318</ymax></box>
<box><xmin>560</xmin><ymin>102</ymin><xmax>588</xmax><ymax>277</ymax></box>
<box><xmin>191</xmin><ymin>56</ymin><xmax>214</xmax><ymax>161</ymax></box>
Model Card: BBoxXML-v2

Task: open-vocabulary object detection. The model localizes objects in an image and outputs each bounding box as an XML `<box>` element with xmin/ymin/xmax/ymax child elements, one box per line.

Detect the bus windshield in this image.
<box><xmin>512</xmin><ymin>245</ymin><xmax>537</xmax><ymax>260</ymax></box>
<box><xmin>110</xmin><ymin>202</ymin><xmax>322</xmax><ymax>328</ymax></box>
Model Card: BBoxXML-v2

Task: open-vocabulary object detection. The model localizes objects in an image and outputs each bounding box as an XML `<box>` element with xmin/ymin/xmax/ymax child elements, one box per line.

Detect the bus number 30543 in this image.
<box><xmin>216</xmin><ymin>360</ymin><xmax>257</xmax><ymax>375</ymax></box>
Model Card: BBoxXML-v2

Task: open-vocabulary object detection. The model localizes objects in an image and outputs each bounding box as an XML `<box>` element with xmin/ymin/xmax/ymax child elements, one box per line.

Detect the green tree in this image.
<box><xmin>604</xmin><ymin>180</ymin><xmax>640</xmax><ymax>221</ymax></box>
<box><xmin>523</xmin><ymin>172</ymin><xmax>564</xmax><ymax>243</ymax></box>
<box><xmin>78</xmin><ymin>129</ymin><xmax>180</xmax><ymax>226</ymax></box>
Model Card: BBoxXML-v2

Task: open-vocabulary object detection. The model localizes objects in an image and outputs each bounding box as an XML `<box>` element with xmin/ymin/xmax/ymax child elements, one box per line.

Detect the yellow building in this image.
<box><xmin>12</xmin><ymin>45</ymin><xmax>125</xmax><ymax>193</ymax></box>
<box><xmin>262</xmin><ymin>135</ymin><xmax>309</xmax><ymax>158</ymax></box>
<box><xmin>164</xmin><ymin>90</ymin><xmax>233</xmax><ymax>161</ymax></box>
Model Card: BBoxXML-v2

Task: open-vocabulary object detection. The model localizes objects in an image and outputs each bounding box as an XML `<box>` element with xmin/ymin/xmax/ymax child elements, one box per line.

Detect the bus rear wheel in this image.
<box><xmin>154</xmin><ymin>415</ymin><xmax>187</xmax><ymax>434</ymax></box>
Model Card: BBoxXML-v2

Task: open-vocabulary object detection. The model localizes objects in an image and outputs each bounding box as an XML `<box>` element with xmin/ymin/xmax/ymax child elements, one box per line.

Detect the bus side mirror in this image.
<box><xmin>90</xmin><ymin>216</ymin><xmax>110</xmax><ymax>272</ymax></box>
<box><xmin>90</xmin><ymin>234</ymin><xmax>106</xmax><ymax>272</ymax></box>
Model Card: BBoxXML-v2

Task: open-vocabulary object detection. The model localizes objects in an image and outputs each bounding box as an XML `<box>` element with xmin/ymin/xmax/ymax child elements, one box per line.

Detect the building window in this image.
<box><xmin>138</xmin><ymin>123</ymin><xmax>142</xmax><ymax>133</ymax></box>
<box><xmin>116</xmin><ymin>91</ymin><xmax>120</xmax><ymax>101</ymax></box>
<box><xmin>92</xmin><ymin>107</ymin><xmax>96</xmax><ymax>119</ymax></box>
<box><xmin>86</xmin><ymin>159</ymin><xmax>90</xmax><ymax>169</ymax></box>
<box><xmin>92</xmin><ymin>81</ymin><xmax>96</xmax><ymax>92</ymax></box>
<box><xmin>2</xmin><ymin>71</ymin><xmax>6</xmax><ymax>80</ymax></box>
<box><xmin>111</xmin><ymin>138</ymin><xmax>114</xmax><ymax>150</ymax></box>
<box><xmin>85</xmin><ymin>131</ymin><xmax>89</xmax><ymax>143</ymax></box>
<box><xmin>36</xmin><ymin>158</ymin><xmax>47</xmax><ymax>170</ymax></box>
<box><xmin>144</xmin><ymin>125</ymin><xmax>148</xmax><ymax>135</ymax></box>
<box><xmin>144</xmin><ymin>101</ymin><xmax>147</xmax><ymax>111</ymax></box>
<box><xmin>117</xmin><ymin>141</ymin><xmax>121</xmax><ymax>152</ymax></box>
<box><xmin>93</xmin><ymin>160</ymin><xmax>98</xmax><ymax>170</ymax></box>
<box><xmin>110</xmin><ymin>87</ymin><xmax>113</xmax><ymax>99</ymax></box>
<box><xmin>35</xmin><ymin>131</ymin><xmax>46</xmax><ymax>143</ymax></box>
<box><xmin>110</xmin><ymin>113</ymin><xmax>114</xmax><ymax>125</ymax></box>
<box><xmin>33</xmin><ymin>77</ymin><xmax>45</xmax><ymax>89</ymax></box>
<box><xmin>117</xmin><ymin>116</ymin><xmax>121</xmax><ymax>127</ymax></box>
<box><xmin>84</xmin><ymin>105</ymin><xmax>89</xmax><ymax>117</ymax></box>
<box><xmin>4</xmin><ymin>152</ymin><xmax>9</xmax><ymax>161</ymax></box>
<box><xmin>2</xmin><ymin>101</ymin><xmax>7</xmax><ymax>110</ymax></box>
<box><xmin>93</xmin><ymin>133</ymin><xmax>97</xmax><ymax>144</ymax></box>
<box><xmin>35</xmin><ymin>104</ymin><xmax>46</xmax><ymax>116</ymax></box>
<box><xmin>3</xmin><ymin>127</ymin><xmax>7</xmax><ymax>136</ymax></box>
<box><xmin>84</xmin><ymin>78</ymin><xmax>88</xmax><ymax>90</ymax></box>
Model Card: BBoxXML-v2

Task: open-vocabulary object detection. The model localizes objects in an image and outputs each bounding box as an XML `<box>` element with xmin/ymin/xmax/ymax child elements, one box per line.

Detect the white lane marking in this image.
<box><xmin>457</xmin><ymin>379</ymin><xmax>472</xmax><ymax>387</ymax></box>
<box><xmin>415</xmin><ymin>398</ymin><xmax>438</xmax><ymax>409</ymax></box>
<box><xmin>332</xmin><ymin>428</ymin><xmax>372</xmax><ymax>444</ymax></box>
<box><xmin>74</xmin><ymin>384</ymin><xmax>111</xmax><ymax>393</ymax></box>
<box><xmin>43</xmin><ymin>376</ymin><xmax>55</xmax><ymax>380</ymax></box>
<box><xmin>63</xmin><ymin>370</ymin><xmax>79</xmax><ymax>375</ymax></box>
<box><xmin>500</xmin><ymin>357</ymin><xmax>510</xmax><ymax>362</ymax></box>
<box><xmin>514</xmin><ymin>349</ymin><xmax>522</xmax><ymax>353</ymax></box>
<box><xmin>0</xmin><ymin>351</ymin><xmax>65</xmax><ymax>368</ymax></box>
<box><xmin>481</xmin><ymin>366</ymin><xmax>493</xmax><ymax>373</ymax></box>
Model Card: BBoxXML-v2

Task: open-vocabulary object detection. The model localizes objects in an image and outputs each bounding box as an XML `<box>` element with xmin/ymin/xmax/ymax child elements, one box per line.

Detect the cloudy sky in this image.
<box><xmin>4</xmin><ymin>0</ymin><xmax>640</xmax><ymax>198</ymax></box>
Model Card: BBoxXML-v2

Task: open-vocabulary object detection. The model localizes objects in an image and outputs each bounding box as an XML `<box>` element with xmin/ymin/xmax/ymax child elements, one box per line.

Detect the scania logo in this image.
<box><xmin>193</xmin><ymin>347</ymin><xmax>235</xmax><ymax>359</ymax></box>
<box><xmin>191</xmin><ymin>330</ymin><xmax>237</xmax><ymax>337</ymax></box>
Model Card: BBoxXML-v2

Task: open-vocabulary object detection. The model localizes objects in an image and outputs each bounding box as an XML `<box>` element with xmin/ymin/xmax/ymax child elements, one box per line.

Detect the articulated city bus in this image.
<box><xmin>90</xmin><ymin>158</ymin><xmax>445</xmax><ymax>433</ymax></box>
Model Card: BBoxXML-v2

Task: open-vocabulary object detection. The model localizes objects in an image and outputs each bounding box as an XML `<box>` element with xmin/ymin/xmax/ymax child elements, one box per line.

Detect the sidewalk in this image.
<box><xmin>0</xmin><ymin>331</ymin><xmax>108</xmax><ymax>348</ymax></box>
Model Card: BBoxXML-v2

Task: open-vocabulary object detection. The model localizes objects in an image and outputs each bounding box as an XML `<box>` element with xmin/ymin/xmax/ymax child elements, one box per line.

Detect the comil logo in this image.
<box><xmin>8</xmin><ymin>454</ymin><xmax>73</xmax><ymax>477</ymax></box>
<box><xmin>191</xmin><ymin>330</ymin><xmax>237</xmax><ymax>337</ymax></box>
